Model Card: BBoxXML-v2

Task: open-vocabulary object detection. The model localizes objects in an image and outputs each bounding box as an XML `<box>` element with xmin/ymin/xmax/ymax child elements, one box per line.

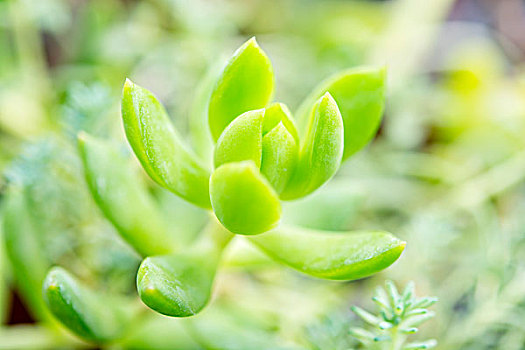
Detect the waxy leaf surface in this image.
<box><xmin>248</xmin><ymin>227</ymin><xmax>405</xmax><ymax>280</ymax></box>
<box><xmin>137</xmin><ymin>225</ymin><xmax>232</xmax><ymax>318</ymax></box>
<box><xmin>78</xmin><ymin>133</ymin><xmax>175</xmax><ymax>257</ymax></box>
<box><xmin>282</xmin><ymin>93</ymin><xmax>344</xmax><ymax>199</ymax></box>
<box><xmin>210</xmin><ymin>161</ymin><xmax>281</xmax><ymax>235</ymax></box>
<box><xmin>121</xmin><ymin>79</ymin><xmax>211</xmax><ymax>208</ymax></box>
<box><xmin>208</xmin><ymin>38</ymin><xmax>274</xmax><ymax>141</ymax></box>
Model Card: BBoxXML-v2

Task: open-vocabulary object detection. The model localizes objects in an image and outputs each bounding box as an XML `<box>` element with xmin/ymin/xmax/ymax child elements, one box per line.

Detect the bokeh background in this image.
<box><xmin>1</xmin><ymin>0</ymin><xmax>525</xmax><ymax>349</ymax></box>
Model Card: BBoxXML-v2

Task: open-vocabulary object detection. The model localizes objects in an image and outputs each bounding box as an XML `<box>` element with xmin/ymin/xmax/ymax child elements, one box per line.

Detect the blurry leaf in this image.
<box><xmin>282</xmin><ymin>184</ymin><xmax>363</xmax><ymax>231</ymax></box>
<box><xmin>2</xmin><ymin>188</ymin><xmax>51</xmax><ymax>321</ymax></box>
<box><xmin>137</xmin><ymin>225</ymin><xmax>232</xmax><ymax>317</ymax></box>
<box><xmin>214</xmin><ymin>109</ymin><xmax>264</xmax><ymax>169</ymax></box>
<box><xmin>210</xmin><ymin>161</ymin><xmax>281</xmax><ymax>235</ymax></box>
<box><xmin>282</xmin><ymin>93</ymin><xmax>344</xmax><ymax>199</ymax></box>
<box><xmin>61</xmin><ymin>82</ymin><xmax>113</xmax><ymax>138</ymax></box>
<box><xmin>208</xmin><ymin>37</ymin><xmax>274</xmax><ymax>141</ymax></box>
<box><xmin>119</xmin><ymin>315</ymin><xmax>201</xmax><ymax>349</ymax></box>
<box><xmin>187</xmin><ymin>305</ymin><xmax>298</xmax><ymax>350</ymax></box>
<box><xmin>189</xmin><ymin>62</ymin><xmax>224</xmax><ymax>164</ymax></box>
<box><xmin>78</xmin><ymin>133</ymin><xmax>175</xmax><ymax>257</ymax></box>
<box><xmin>3</xmin><ymin>138</ymin><xmax>139</xmax><ymax>295</ymax></box>
<box><xmin>248</xmin><ymin>226</ymin><xmax>405</xmax><ymax>280</ymax></box>
<box><xmin>0</xmin><ymin>325</ymin><xmax>80</xmax><ymax>350</ymax></box>
<box><xmin>403</xmin><ymin>340</ymin><xmax>437</xmax><ymax>349</ymax></box>
<box><xmin>121</xmin><ymin>79</ymin><xmax>211</xmax><ymax>208</ymax></box>
<box><xmin>305</xmin><ymin>311</ymin><xmax>358</xmax><ymax>350</ymax></box>
<box><xmin>297</xmin><ymin>66</ymin><xmax>386</xmax><ymax>160</ymax></box>
<box><xmin>43</xmin><ymin>267</ymin><xmax>132</xmax><ymax>343</ymax></box>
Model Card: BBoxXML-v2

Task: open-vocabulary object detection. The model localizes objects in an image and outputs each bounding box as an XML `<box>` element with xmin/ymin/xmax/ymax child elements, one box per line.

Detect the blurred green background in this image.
<box><xmin>1</xmin><ymin>0</ymin><xmax>525</xmax><ymax>349</ymax></box>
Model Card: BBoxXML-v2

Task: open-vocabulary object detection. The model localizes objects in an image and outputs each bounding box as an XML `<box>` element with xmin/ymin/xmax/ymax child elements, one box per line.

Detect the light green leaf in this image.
<box><xmin>260</xmin><ymin>122</ymin><xmax>298</xmax><ymax>194</ymax></box>
<box><xmin>282</xmin><ymin>93</ymin><xmax>344</xmax><ymax>200</ymax></box>
<box><xmin>297</xmin><ymin>66</ymin><xmax>386</xmax><ymax>160</ymax></box>
<box><xmin>210</xmin><ymin>161</ymin><xmax>281</xmax><ymax>235</ymax></box>
<box><xmin>137</xmin><ymin>253</ymin><xmax>216</xmax><ymax>318</ymax></box>
<box><xmin>208</xmin><ymin>37</ymin><xmax>274</xmax><ymax>141</ymax></box>
<box><xmin>137</xmin><ymin>224</ymin><xmax>232</xmax><ymax>317</ymax></box>
<box><xmin>43</xmin><ymin>267</ymin><xmax>131</xmax><ymax>343</ymax></box>
<box><xmin>78</xmin><ymin>133</ymin><xmax>176</xmax><ymax>257</ymax></box>
<box><xmin>214</xmin><ymin>109</ymin><xmax>264</xmax><ymax>169</ymax></box>
<box><xmin>247</xmin><ymin>226</ymin><xmax>405</xmax><ymax>280</ymax></box>
<box><xmin>121</xmin><ymin>79</ymin><xmax>211</xmax><ymax>208</ymax></box>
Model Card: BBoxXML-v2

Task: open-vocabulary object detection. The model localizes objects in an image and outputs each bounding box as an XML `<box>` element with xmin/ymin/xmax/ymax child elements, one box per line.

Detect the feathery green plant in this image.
<box><xmin>350</xmin><ymin>281</ymin><xmax>438</xmax><ymax>350</ymax></box>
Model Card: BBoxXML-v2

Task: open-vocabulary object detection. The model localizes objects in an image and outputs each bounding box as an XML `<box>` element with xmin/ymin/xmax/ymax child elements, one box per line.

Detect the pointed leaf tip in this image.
<box><xmin>208</xmin><ymin>38</ymin><xmax>274</xmax><ymax>141</ymax></box>
<box><xmin>43</xmin><ymin>267</ymin><xmax>129</xmax><ymax>342</ymax></box>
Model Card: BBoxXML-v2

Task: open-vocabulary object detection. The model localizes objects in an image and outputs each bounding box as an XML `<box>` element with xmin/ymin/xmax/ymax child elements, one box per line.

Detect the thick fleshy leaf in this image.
<box><xmin>297</xmin><ymin>66</ymin><xmax>386</xmax><ymax>160</ymax></box>
<box><xmin>260</xmin><ymin>123</ymin><xmax>298</xmax><ymax>194</ymax></box>
<box><xmin>210</xmin><ymin>161</ymin><xmax>281</xmax><ymax>235</ymax></box>
<box><xmin>137</xmin><ymin>253</ymin><xmax>216</xmax><ymax>318</ymax></box>
<box><xmin>78</xmin><ymin>133</ymin><xmax>175</xmax><ymax>257</ymax></box>
<box><xmin>247</xmin><ymin>226</ymin><xmax>405</xmax><ymax>280</ymax></box>
<box><xmin>282</xmin><ymin>93</ymin><xmax>344</xmax><ymax>200</ymax></box>
<box><xmin>137</xmin><ymin>224</ymin><xmax>232</xmax><ymax>317</ymax></box>
<box><xmin>208</xmin><ymin>37</ymin><xmax>274</xmax><ymax>141</ymax></box>
<box><xmin>214</xmin><ymin>109</ymin><xmax>264</xmax><ymax>169</ymax></box>
<box><xmin>121</xmin><ymin>79</ymin><xmax>211</xmax><ymax>208</ymax></box>
<box><xmin>2</xmin><ymin>188</ymin><xmax>51</xmax><ymax>321</ymax></box>
<box><xmin>43</xmin><ymin>267</ymin><xmax>131</xmax><ymax>342</ymax></box>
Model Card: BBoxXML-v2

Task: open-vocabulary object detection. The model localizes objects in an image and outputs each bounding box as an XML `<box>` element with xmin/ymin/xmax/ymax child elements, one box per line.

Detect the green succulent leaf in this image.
<box><xmin>43</xmin><ymin>267</ymin><xmax>131</xmax><ymax>343</ymax></box>
<box><xmin>137</xmin><ymin>225</ymin><xmax>232</xmax><ymax>317</ymax></box>
<box><xmin>210</xmin><ymin>161</ymin><xmax>281</xmax><ymax>235</ymax></box>
<box><xmin>214</xmin><ymin>109</ymin><xmax>264</xmax><ymax>169</ymax></box>
<box><xmin>121</xmin><ymin>79</ymin><xmax>211</xmax><ymax>208</ymax></box>
<box><xmin>208</xmin><ymin>37</ymin><xmax>274</xmax><ymax>141</ymax></box>
<box><xmin>282</xmin><ymin>93</ymin><xmax>344</xmax><ymax>200</ymax></box>
<box><xmin>298</xmin><ymin>66</ymin><xmax>386</xmax><ymax>160</ymax></box>
<box><xmin>78</xmin><ymin>133</ymin><xmax>176</xmax><ymax>257</ymax></box>
<box><xmin>137</xmin><ymin>254</ymin><xmax>216</xmax><ymax>317</ymax></box>
<box><xmin>247</xmin><ymin>227</ymin><xmax>405</xmax><ymax>280</ymax></box>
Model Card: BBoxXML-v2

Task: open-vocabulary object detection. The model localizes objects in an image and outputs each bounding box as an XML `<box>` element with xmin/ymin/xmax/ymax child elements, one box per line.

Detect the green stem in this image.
<box><xmin>389</xmin><ymin>326</ymin><xmax>405</xmax><ymax>350</ymax></box>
